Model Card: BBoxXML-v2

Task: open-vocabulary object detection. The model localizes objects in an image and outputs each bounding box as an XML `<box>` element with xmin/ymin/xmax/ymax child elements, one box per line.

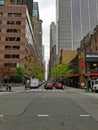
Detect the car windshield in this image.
<box><xmin>95</xmin><ymin>81</ymin><xmax>98</xmax><ymax>84</ymax></box>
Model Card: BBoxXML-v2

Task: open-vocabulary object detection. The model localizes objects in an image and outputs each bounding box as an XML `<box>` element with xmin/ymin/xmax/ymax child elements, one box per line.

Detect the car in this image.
<box><xmin>92</xmin><ymin>79</ymin><xmax>98</xmax><ymax>92</ymax></box>
<box><xmin>44</xmin><ymin>81</ymin><xmax>54</xmax><ymax>89</ymax></box>
<box><xmin>55</xmin><ymin>82</ymin><xmax>64</xmax><ymax>89</ymax></box>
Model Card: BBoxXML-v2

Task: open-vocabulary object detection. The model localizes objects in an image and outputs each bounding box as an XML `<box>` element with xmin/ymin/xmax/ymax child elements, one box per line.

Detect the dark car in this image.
<box><xmin>55</xmin><ymin>82</ymin><xmax>64</xmax><ymax>89</ymax></box>
<box><xmin>44</xmin><ymin>81</ymin><xmax>54</xmax><ymax>89</ymax></box>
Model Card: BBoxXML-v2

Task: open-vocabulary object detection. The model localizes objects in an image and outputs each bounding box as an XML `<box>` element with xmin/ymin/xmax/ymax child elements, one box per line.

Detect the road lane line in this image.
<box><xmin>37</xmin><ymin>114</ymin><xmax>49</xmax><ymax>117</ymax></box>
<box><xmin>80</xmin><ymin>114</ymin><xmax>90</xmax><ymax>117</ymax></box>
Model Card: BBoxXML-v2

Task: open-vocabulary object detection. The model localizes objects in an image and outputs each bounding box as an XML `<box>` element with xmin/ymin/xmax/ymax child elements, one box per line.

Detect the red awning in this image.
<box><xmin>89</xmin><ymin>73</ymin><xmax>98</xmax><ymax>77</ymax></box>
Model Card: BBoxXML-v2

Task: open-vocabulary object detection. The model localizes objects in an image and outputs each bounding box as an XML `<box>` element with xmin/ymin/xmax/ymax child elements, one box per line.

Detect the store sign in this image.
<box><xmin>86</xmin><ymin>54</ymin><xmax>98</xmax><ymax>58</ymax></box>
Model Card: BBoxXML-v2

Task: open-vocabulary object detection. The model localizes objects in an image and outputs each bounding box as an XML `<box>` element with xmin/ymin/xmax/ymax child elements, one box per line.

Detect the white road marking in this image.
<box><xmin>0</xmin><ymin>117</ymin><xmax>6</xmax><ymax>122</ymax></box>
<box><xmin>37</xmin><ymin>114</ymin><xmax>50</xmax><ymax>117</ymax></box>
<box><xmin>80</xmin><ymin>114</ymin><xmax>90</xmax><ymax>117</ymax></box>
<box><xmin>0</xmin><ymin>115</ymin><xmax>4</xmax><ymax>117</ymax></box>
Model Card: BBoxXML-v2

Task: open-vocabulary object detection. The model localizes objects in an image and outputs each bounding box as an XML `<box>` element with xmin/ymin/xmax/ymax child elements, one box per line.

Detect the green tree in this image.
<box><xmin>52</xmin><ymin>62</ymin><xmax>73</xmax><ymax>78</ymax></box>
<box><xmin>15</xmin><ymin>67</ymin><xmax>25</xmax><ymax>83</ymax></box>
<box><xmin>26</xmin><ymin>61</ymin><xmax>44</xmax><ymax>80</ymax></box>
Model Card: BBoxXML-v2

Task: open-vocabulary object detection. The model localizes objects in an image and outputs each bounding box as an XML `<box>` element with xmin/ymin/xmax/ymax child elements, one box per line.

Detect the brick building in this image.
<box><xmin>0</xmin><ymin>3</ymin><xmax>39</xmax><ymax>79</ymax></box>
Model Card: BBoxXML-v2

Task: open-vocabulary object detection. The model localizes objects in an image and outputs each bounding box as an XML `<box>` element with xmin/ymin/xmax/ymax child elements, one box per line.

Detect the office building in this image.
<box><xmin>0</xmin><ymin>2</ymin><xmax>39</xmax><ymax>78</ymax></box>
<box><xmin>33</xmin><ymin>2</ymin><xmax>39</xmax><ymax>19</ymax></box>
<box><xmin>56</xmin><ymin>0</ymin><xmax>98</xmax><ymax>53</ymax></box>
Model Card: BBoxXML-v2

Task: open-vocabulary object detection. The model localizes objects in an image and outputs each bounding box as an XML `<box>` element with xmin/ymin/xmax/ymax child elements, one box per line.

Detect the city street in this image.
<box><xmin>0</xmin><ymin>85</ymin><xmax>98</xmax><ymax>130</ymax></box>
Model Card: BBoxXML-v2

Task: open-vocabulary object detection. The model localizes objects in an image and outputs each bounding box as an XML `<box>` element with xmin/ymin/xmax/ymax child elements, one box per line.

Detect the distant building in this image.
<box><xmin>49</xmin><ymin>22</ymin><xmax>56</xmax><ymax>78</ymax></box>
<box><xmin>60</xmin><ymin>50</ymin><xmax>76</xmax><ymax>63</ymax></box>
<box><xmin>32</xmin><ymin>2</ymin><xmax>43</xmax><ymax>63</ymax></box>
<box><xmin>33</xmin><ymin>2</ymin><xmax>39</xmax><ymax>19</ymax></box>
<box><xmin>56</xmin><ymin>0</ymin><xmax>98</xmax><ymax>55</ymax></box>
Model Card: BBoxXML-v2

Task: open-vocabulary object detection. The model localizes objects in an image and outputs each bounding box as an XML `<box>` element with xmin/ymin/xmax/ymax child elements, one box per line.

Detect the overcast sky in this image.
<box><xmin>34</xmin><ymin>0</ymin><xmax>56</xmax><ymax>61</ymax></box>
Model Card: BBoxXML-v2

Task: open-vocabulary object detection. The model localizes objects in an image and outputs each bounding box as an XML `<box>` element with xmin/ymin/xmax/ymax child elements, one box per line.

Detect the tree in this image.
<box><xmin>51</xmin><ymin>62</ymin><xmax>73</xmax><ymax>78</ymax></box>
<box><xmin>15</xmin><ymin>67</ymin><xmax>25</xmax><ymax>83</ymax></box>
<box><xmin>26</xmin><ymin>61</ymin><xmax>44</xmax><ymax>80</ymax></box>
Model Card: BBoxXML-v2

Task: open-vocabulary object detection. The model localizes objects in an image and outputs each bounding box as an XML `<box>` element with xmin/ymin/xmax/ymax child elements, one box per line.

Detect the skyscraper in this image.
<box><xmin>33</xmin><ymin>2</ymin><xmax>39</xmax><ymax>19</ymax></box>
<box><xmin>56</xmin><ymin>0</ymin><xmax>98</xmax><ymax>52</ymax></box>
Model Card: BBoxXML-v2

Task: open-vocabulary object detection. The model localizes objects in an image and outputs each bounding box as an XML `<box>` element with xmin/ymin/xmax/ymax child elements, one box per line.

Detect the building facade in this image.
<box><xmin>32</xmin><ymin>2</ymin><xmax>43</xmax><ymax>63</ymax></box>
<box><xmin>7</xmin><ymin>0</ymin><xmax>33</xmax><ymax>16</ymax></box>
<box><xmin>33</xmin><ymin>2</ymin><xmax>39</xmax><ymax>19</ymax></box>
<box><xmin>0</xmin><ymin>3</ymin><xmax>39</xmax><ymax>79</ymax></box>
<box><xmin>56</xmin><ymin>0</ymin><xmax>98</xmax><ymax>54</ymax></box>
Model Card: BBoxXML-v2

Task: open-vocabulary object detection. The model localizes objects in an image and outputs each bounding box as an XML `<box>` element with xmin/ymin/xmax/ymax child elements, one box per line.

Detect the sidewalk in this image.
<box><xmin>65</xmin><ymin>86</ymin><xmax>85</xmax><ymax>93</ymax></box>
<box><xmin>0</xmin><ymin>86</ymin><xmax>24</xmax><ymax>95</ymax></box>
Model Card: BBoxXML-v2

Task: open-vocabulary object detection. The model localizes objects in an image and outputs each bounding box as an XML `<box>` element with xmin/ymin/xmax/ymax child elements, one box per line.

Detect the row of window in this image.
<box><xmin>4</xmin><ymin>54</ymin><xmax>20</xmax><ymax>58</ymax></box>
<box><xmin>4</xmin><ymin>63</ymin><xmax>17</xmax><ymax>68</ymax></box>
<box><xmin>0</xmin><ymin>13</ymin><xmax>22</xmax><ymax>17</ymax></box>
<box><xmin>0</xmin><ymin>37</ymin><xmax>21</xmax><ymax>41</ymax></box>
<box><xmin>0</xmin><ymin>20</ymin><xmax>21</xmax><ymax>25</ymax></box>
<box><xmin>5</xmin><ymin>46</ymin><xmax>20</xmax><ymax>50</ymax></box>
<box><xmin>0</xmin><ymin>28</ymin><xmax>21</xmax><ymax>33</ymax></box>
<box><xmin>6</xmin><ymin>37</ymin><xmax>20</xmax><ymax>41</ymax></box>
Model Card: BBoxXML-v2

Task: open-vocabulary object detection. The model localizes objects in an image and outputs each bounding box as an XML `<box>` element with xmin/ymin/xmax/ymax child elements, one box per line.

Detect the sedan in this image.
<box><xmin>55</xmin><ymin>82</ymin><xmax>64</xmax><ymax>89</ymax></box>
<box><xmin>44</xmin><ymin>82</ymin><xmax>54</xmax><ymax>89</ymax></box>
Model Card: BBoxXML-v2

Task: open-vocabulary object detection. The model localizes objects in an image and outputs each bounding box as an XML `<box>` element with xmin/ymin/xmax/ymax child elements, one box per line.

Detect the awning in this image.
<box><xmin>89</xmin><ymin>73</ymin><xmax>98</xmax><ymax>77</ymax></box>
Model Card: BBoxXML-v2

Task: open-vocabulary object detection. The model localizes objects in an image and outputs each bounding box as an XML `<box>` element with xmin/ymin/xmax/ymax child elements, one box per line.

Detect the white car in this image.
<box><xmin>92</xmin><ymin>80</ymin><xmax>98</xmax><ymax>92</ymax></box>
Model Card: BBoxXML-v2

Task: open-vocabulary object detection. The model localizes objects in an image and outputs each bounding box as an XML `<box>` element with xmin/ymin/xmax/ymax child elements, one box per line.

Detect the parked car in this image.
<box><xmin>92</xmin><ymin>79</ymin><xmax>98</xmax><ymax>92</ymax></box>
<box><xmin>44</xmin><ymin>81</ymin><xmax>54</xmax><ymax>89</ymax></box>
<box><xmin>55</xmin><ymin>82</ymin><xmax>64</xmax><ymax>89</ymax></box>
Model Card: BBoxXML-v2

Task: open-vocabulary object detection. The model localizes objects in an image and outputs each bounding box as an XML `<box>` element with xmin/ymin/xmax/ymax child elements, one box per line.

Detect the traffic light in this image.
<box><xmin>29</xmin><ymin>56</ymin><xmax>35</xmax><ymax>63</ymax></box>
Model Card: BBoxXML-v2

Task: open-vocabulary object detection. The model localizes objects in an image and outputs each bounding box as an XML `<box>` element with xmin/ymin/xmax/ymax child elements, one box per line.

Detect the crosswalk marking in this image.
<box><xmin>26</xmin><ymin>89</ymin><xmax>65</xmax><ymax>92</ymax></box>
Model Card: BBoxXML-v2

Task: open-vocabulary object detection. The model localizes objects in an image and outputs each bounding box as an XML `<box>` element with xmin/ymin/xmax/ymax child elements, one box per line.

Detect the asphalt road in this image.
<box><xmin>0</xmin><ymin>85</ymin><xmax>98</xmax><ymax>130</ymax></box>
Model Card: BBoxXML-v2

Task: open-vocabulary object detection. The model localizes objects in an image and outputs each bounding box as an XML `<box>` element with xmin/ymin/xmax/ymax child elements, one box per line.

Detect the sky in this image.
<box><xmin>34</xmin><ymin>0</ymin><xmax>56</xmax><ymax>61</ymax></box>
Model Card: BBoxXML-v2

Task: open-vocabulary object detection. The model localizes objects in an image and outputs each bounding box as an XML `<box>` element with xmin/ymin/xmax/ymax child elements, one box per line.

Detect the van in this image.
<box><xmin>30</xmin><ymin>78</ymin><xmax>39</xmax><ymax>89</ymax></box>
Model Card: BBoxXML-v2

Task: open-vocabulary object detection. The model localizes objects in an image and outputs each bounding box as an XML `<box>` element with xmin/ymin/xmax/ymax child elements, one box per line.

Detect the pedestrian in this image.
<box><xmin>0</xmin><ymin>81</ymin><xmax>2</xmax><ymax>91</ymax></box>
<box><xmin>9</xmin><ymin>84</ymin><xmax>11</xmax><ymax>92</ymax></box>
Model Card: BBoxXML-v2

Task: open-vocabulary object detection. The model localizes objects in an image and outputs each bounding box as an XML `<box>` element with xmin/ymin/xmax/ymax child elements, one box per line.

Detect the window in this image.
<box><xmin>7</xmin><ymin>21</ymin><xmax>21</xmax><ymax>25</ymax></box>
<box><xmin>4</xmin><ymin>54</ymin><xmax>19</xmax><ymax>58</ymax></box>
<box><xmin>0</xmin><ymin>13</ymin><xmax>3</xmax><ymax>16</ymax></box>
<box><xmin>6</xmin><ymin>29</ymin><xmax>21</xmax><ymax>33</ymax></box>
<box><xmin>8</xmin><ymin>13</ymin><xmax>22</xmax><ymax>17</ymax></box>
<box><xmin>0</xmin><ymin>0</ymin><xmax>4</xmax><ymax>5</ymax></box>
<box><xmin>6</xmin><ymin>37</ymin><xmax>20</xmax><ymax>41</ymax></box>
<box><xmin>0</xmin><ymin>20</ymin><xmax>2</xmax><ymax>24</ymax></box>
<box><xmin>16</xmin><ymin>21</ymin><xmax>21</xmax><ymax>25</ymax></box>
<box><xmin>4</xmin><ymin>63</ymin><xmax>17</xmax><ymax>67</ymax></box>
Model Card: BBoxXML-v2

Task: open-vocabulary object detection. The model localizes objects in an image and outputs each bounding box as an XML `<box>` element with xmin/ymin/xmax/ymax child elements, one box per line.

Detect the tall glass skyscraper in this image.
<box><xmin>33</xmin><ymin>2</ymin><xmax>39</xmax><ymax>19</ymax></box>
<box><xmin>56</xmin><ymin>0</ymin><xmax>98</xmax><ymax>52</ymax></box>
